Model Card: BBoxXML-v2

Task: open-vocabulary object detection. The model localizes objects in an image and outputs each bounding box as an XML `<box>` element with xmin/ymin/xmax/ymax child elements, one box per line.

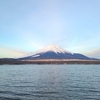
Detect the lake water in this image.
<box><xmin>0</xmin><ymin>65</ymin><xmax>100</xmax><ymax>100</ymax></box>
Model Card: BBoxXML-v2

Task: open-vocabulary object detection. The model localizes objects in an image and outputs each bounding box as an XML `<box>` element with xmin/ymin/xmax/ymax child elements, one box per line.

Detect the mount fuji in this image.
<box><xmin>18</xmin><ymin>44</ymin><xmax>93</xmax><ymax>60</ymax></box>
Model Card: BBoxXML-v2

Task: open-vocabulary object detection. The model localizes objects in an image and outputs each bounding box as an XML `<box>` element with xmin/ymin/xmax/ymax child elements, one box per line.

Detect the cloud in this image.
<box><xmin>0</xmin><ymin>46</ymin><xmax>27</xmax><ymax>58</ymax></box>
<box><xmin>84</xmin><ymin>48</ymin><xmax>100</xmax><ymax>58</ymax></box>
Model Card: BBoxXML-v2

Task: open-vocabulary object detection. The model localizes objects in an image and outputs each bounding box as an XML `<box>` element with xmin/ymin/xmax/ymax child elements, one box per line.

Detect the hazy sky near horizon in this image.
<box><xmin>0</xmin><ymin>0</ymin><xmax>100</xmax><ymax>58</ymax></box>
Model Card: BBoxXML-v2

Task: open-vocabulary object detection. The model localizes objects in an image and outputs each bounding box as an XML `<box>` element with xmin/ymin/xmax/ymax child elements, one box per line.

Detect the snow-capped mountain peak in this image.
<box><xmin>37</xmin><ymin>44</ymin><xmax>72</xmax><ymax>54</ymax></box>
<box><xmin>18</xmin><ymin>44</ymin><xmax>91</xmax><ymax>60</ymax></box>
<box><xmin>18</xmin><ymin>44</ymin><xmax>72</xmax><ymax>59</ymax></box>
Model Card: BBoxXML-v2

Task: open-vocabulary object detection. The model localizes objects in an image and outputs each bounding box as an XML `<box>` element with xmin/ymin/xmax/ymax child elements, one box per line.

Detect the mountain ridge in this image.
<box><xmin>18</xmin><ymin>44</ymin><xmax>94</xmax><ymax>60</ymax></box>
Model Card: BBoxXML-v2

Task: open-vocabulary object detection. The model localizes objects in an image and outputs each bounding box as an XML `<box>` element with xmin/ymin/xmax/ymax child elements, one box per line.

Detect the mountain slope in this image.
<box><xmin>18</xmin><ymin>44</ymin><xmax>91</xmax><ymax>60</ymax></box>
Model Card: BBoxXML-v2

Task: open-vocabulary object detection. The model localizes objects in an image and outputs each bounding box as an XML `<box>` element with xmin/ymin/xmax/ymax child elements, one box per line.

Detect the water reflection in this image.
<box><xmin>0</xmin><ymin>65</ymin><xmax>100</xmax><ymax>100</ymax></box>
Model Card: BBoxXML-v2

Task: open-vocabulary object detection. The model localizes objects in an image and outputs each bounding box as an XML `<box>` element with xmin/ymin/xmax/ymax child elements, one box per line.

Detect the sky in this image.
<box><xmin>0</xmin><ymin>0</ymin><xmax>100</xmax><ymax>58</ymax></box>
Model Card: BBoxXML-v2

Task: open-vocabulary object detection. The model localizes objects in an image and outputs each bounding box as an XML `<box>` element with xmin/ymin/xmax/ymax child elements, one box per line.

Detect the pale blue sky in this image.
<box><xmin>0</xmin><ymin>0</ymin><xmax>100</xmax><ymax>58</ymax></box>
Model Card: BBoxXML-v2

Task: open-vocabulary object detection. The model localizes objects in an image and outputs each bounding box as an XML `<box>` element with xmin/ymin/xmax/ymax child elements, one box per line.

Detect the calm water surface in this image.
<box><xmin>0</xmin><ymin>65</ymin><xmax>100</xmax><ymax>100</ymax></box>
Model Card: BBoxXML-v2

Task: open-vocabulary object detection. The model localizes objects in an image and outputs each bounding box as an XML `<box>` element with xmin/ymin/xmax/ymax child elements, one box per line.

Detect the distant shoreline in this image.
<box><xmin>0</xmin><ymin>59</ymin><xmax>100</xmax><ymax>65</ymax></box>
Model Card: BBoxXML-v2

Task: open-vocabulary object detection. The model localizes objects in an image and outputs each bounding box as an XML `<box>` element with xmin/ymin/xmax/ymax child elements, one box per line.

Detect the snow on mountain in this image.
<box><xmin>18</xmin><ymin>44</ymin><xmax>91</xmax><ymax>60</ymax></box>
<box><xmin>19</xmin><ymin>44</ymin><xmax>72</xmax><ymax>58</ymax></box>
<box><xmin>36</xmin><ymin>44</ymin><xmax>72</xmax><ymax>54</ymax></box>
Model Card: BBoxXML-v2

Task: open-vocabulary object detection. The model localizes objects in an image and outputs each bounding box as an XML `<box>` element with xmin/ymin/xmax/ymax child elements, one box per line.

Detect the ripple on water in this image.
<box><xmin>0</xmin><ymin>65</ymin><xmax>100</xmax><ymax>100</ymax></box>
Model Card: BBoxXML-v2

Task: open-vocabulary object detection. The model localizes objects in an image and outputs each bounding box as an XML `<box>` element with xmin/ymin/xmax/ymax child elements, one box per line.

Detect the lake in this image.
<box><xmin>0</xmin><ymin>65</ymin><xmax>100</xmax><ymax>100</ymax></box>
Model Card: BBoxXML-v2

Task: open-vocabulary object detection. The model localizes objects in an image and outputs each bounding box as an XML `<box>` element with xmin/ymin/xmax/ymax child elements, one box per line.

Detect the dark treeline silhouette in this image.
<box><xmin>0</xmin><ymin>58</ymin><xmax>100</xmax><ymax>65</ymax></box>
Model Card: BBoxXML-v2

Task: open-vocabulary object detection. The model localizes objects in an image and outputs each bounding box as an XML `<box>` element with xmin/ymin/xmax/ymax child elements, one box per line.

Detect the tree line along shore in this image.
<box><xmin>0</xmin><ymin>59</ymin><xmax>100</xmax><ymax>65</ymax></box>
